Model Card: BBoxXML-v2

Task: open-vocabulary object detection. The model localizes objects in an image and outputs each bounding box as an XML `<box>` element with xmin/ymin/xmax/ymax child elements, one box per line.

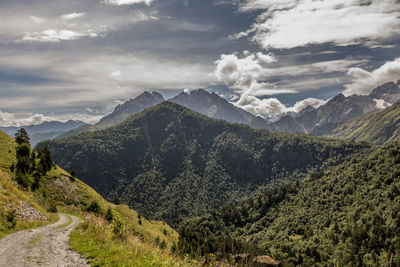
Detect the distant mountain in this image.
<box><xmin>60</xmin><ymin>89</ymin><xmax>265</xmax><ymax>138</ymax></box>
<box><xmin>269</xmin><ymin>80</ymin><xmax>400</xmax><ymax>134</ymax></box>
<box><xmin>39</xmin><ymin>102</ymin><xmax>368</xmax><ymax>224</ymax></box>
<box><xmin>169</xmin><ymin>89</ymin><xmax>256</xmax><ymax>124</ymax></box>
<box><xmin>330</xmin><ymin>101</ymin><xmax>400</xmax><ymax>144</ymax></box>
<box><xmin>0</xmin><ymin>120</ymin><xmax>87</xmax><ymax>146</ymax></box>
<box><xmin>98</xmin><ymin>91</ymin><xmax>164</xmax><ymax>128</ymax></box>
<box><xmin>59</xmin><ymin>91</ymin><xmax>164</xmax><ymax>138</ymax></box>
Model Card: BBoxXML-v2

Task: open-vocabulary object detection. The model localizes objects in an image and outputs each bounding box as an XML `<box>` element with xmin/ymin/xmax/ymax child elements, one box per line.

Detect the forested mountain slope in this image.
<box><xmin>331</xmin><ymin>101</ymin><xmax>400</xmax><ymax>145</ymax></box>
<box><xmin>179</xmin><ymin>142</ymin><xmax>400</xmax><ymax>266</ymax></box>
<box><xmin>39</xmin><ymin>102</ymin><xmax>370</xmax><ymax>224</ymax></box>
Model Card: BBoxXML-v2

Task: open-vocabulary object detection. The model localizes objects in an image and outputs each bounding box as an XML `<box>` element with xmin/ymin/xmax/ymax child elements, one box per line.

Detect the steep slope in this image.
<box><xmin>331</xmin><ymin>101</ymin><xmax>400</xmax><ymax>144</ymax></box>
<box><xmin>39</xmin><ymin>102</ymin><xmax>369</xmax><ymax>224</ymax></box>
<box><xmin>59</xmin><ymin>91</ymin><xmax>164</xmax><ymax>138</ymax></box>
<box><xmin>97</xmin><ymin>91</ymin><xmax>164</xmax><ymax>128</ymax></box>
<box><xmin>268</xmin><ymin>115</ymin><xmax>307</xmax><ymax>133</ymax></box>
<box><xmin>170</xmin><ymin>89</ymin><xmax>256</xmax><ymax>125</ymax></box>
<box><xmin>270</xmin><ymin>80</ymin><xmax>400</xmax><ymax>134</ymax></box>
<box><xmin>178</xmin><ymin>142</ymin><xmax>400</xmax><ymax>266</ymax></box>
<box><xmin>0</xmin><ymin>130</ymin><xmax>184</xmax><ymax>266</ymax></box>
<box><xmin>0</xmin><ymin>120</ymin><xmax>87</xmax><ymax>146</ymax></box>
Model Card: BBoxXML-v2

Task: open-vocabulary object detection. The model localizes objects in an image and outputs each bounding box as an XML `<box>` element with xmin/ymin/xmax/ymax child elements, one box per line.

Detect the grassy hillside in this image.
<box><xmin>179</xmin><ymin>142</ymin><xmax>400</xmax><ymax>266</ymax></box>
<box><xmin>0</xmin><ymin>130</ymin><xmax>189</xmax><ymax>266</ymax></box>
<box><xmin>38</xmin><ymin>102</ymin><xmax>370</xmax><ymax>225</ymax></box>
<box><xmin>331</xmin><ymin>102</ymin><xmax>400</xmax><ymax>144</ymax></box>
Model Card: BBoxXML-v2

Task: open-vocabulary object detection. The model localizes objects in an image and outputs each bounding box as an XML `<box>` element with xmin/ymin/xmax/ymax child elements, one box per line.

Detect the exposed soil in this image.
<box><xmin>0</xmin><ymin>213</ymin><xmax>88</xmax><ymax>266</ymax></box>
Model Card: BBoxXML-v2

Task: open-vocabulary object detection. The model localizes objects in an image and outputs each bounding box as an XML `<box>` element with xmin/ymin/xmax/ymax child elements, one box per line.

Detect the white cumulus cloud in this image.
<box><xmin>343</xmin><ymin>58</ymin><xmax>400</xmax><ymax>96</ymax></box>
<box><xmin>235</xmin><ymin>0</ymin><xmax>400</xmax><ymax>49</ymax></box>
<box><xmin>214</xmin><ymin>51</ymin><xmax>295</xmax><ymax>97</ymax></box>
<box><xmin>290</xmin><ymin>98</ymin><xmax>327</xmax><ymax>113</ymax></box>
<box><xmin>234</xmin><ymin>94</ymin><xmax>326</xmax><ymax>118</ymax></box>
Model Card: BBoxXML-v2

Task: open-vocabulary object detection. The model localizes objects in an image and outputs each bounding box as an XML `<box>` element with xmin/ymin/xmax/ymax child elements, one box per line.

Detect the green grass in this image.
<box><xmin>0</xmin><ymin>131</ymin><xmax>15</xmax><ymax>169</ymax></box>
<box><xmin>0</xmin><ymin>130</ymin><xmax>192</xmax><ymax>265</ymax></box>
<box><xmin>70</xmin><ymin>215</ymin><xmax>195</xmax><ymax>267</ymax></box>
<box><xmin>332</xmin><ymin>102</ymin><xmax>400</xmax><ymax>144</ymax></box>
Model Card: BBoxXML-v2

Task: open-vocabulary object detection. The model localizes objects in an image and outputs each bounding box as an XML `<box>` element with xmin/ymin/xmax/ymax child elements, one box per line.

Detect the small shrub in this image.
<box><xmin>105</xmin><ymin>207</ymin><xmax>113</xmax><ymax>222</ymax></box>
<box><xmin>171</xmin><ymin>242</ymin><xmax>177</xmax><ymax>254</ymax></box>
<box><xmin>138</xmin><ymin>218</ymin><xmax>142</xmax><ymax>225</ymax></box>
<box><xmin>48</xmin><ymin>202</ymin><xmax>58</xmax><ymax>213</ymax></box>
<box><xmin>111</xmin><ymin>197</ymin><xmax>121</xmax><ymax>205</ymax></box>
<box><xmin>86</xmin><ymin>200</ymin><xmax>102</xmax><ymax>214</ymax></box>
<box><xmin>160</xmin><ymin>240</ymin><xmax>167</xmax><ymax>250</ymax></box>
<box><xmin>31</xmin><ymin>172</ymin><xmax>41</xmax><ymax>191</ymax></box>
<box><xmin>6</xmin><ymin>209</ymin><xmax>16</xmax><ymax>229</ymax></box>
<box><xmin>113</xmin><ymin>213</ymin><xmax>124</xmax><ymax>236</ymax></box>
<box><xmin>16</xmin><ymin>173</ymin><xmax>30</xmax><ymax>189</ymax></box>
<box><xmin>81</xmin><ymin>220</ymin><xmax>90</xmax><ymax>230</ymax></box>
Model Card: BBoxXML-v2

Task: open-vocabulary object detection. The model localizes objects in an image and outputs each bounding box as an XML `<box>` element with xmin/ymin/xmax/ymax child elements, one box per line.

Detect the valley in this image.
<box><xmin>2</xmin><ymin>1</ymin><xmax>400</xmax><ymax>265</ymax></box>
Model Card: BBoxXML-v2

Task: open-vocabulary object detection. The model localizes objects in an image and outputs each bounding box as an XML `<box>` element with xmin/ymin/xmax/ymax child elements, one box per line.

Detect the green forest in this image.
<box><xmin>178</xmin><ymin>142</ymin><xmax>400</xmax><ymax>266</ymax></box>
<box><xmin>39</xmin><ymin>102</ymin><xmax>369</xmax><ymax>225</ymax></box>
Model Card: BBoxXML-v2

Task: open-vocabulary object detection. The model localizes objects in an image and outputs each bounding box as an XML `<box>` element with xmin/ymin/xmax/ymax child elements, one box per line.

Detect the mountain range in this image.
<box><xmin>38</xmin><ymin>102</ymin><xmax>368</xmax><ymax>224</ymax></box>
<box><xmin>0</xmin><ymin>120</ymin><xmax>87</xmax><ymax>146</ymax></box>
<box><xmin>268</xmin><ymin>81</ymin><xmax>400</xmax><ymax>135</ymax></box>
<box><xmin>59</xmin><ymin>80</ymin><xmax>400</xmax><ymax>141</ymax></box>
<box><xmin>330</xmin><ymin>101</ymin><xmax>400</xmax><ymax>144</ymax></box>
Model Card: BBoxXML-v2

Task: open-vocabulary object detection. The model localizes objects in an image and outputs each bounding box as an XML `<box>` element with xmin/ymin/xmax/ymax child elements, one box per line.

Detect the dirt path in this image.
<box><xmin>0</xmin><ymin>213</ymin><xmax>89</xmax><ymax>267</ymax></box>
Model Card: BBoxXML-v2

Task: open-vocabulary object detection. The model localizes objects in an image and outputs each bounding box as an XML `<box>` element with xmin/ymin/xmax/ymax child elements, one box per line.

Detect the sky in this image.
<box><xmin>1</xmin><ymin>0</ymin><xmax>400</xmax><ymax>126</ymax></box>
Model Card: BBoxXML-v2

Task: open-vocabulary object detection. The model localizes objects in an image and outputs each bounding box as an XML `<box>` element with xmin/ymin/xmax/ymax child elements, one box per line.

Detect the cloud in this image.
<box><xmin>61</xmin><ymin>12</ymin><xmax>85</xmax><ymax>20</ymax></box>
<box><xmin>110</xmin><ymin>70</ymin><xmax>122</xmax><ymax>80</ymax></box>
<box><xmin>30</xmin><ymin>16</ymin><xmax>44</xmax><ymax>24</ymax></box>
<box><xmin>214</xmin><ymin>51</ymin><xmax>290</xmax><ymax>96</ymax></box>
<box><xmin>21</xmin><ymin>29</ymin><xmax>99</xmax><ymax>42</ymax></box>
<box><xmin>104</xmin><ymin>0</ymin><xmax>154</xmax><ymax>6</ymax></box>
<box><xmin>0</xmin><ymin>110</ymin><xmax>102</xmax><ymax>127</ymax></box>
<box><xmin>291</xmin><ymin>98</ymin><xmax>327</xmax><ymax>113</ymax></box>
<box><xmin>235</xmin><ymin>0</ymin><xmax>400</xmax><ymax>49</ymax></box>
<box><xmin>214</xmin><ymin>51</ymin><xmax>364</xmax><ymax>97</ymax></box>
<box><xmin>0</xmin><ymin>52</ymin><xmax>214</xmax><ymax>116</ymax></box>
<box><xmin>343</xmin><ymin>58</ymin><xmax>400</xmax><ymax>95</ymax></box>
<box><xmin>236</xmin><ymin>95</ymin><xmax>287</xmax><ymax>118</ymax></box>
<box><xmin>234</xmin><ymin>94</ymin><xmax>326</xmax><ymax>118</ymax></box>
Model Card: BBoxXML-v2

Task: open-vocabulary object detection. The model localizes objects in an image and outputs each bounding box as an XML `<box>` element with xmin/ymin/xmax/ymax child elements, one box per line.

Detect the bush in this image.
<box><xmin>16</xmin><ymin>173</ymin><xmax>30</xmax><ymax>189</ymax></box>
<box><xmin>87</xmin><ymin>200</ymin><xmax>102</xmax><ymax>214</ymax></box>
<box><xmin>6</xmin><ymin>209</ymin><xmax>16</xmax><ymax>229</ymax></box>
<box><xmin>111</xmin><ymin>197</ymin><xmax>121</xmax><ymax>205</ymax></box>
<box><xmin>160</xmin><ymin>240</ymin><xmax>167</xmax><ymax>250</ymax></box>
<box><xmin>105</xmin><ymin>208</ymin><xmax>113</xmax><ymax>222</ymax></box>
<box><xmin>112</xmin><ymin>212</ymin><xmax>124</xmax><ymax>236</ymax></box>
<box><xmin>31</xmin><ymin>172</ymin><xmax>41</xmax><ymax>191</ymax></box>
<box><xmin>48</xmin><ymin>202</ymin><xmax>58</xmax><ymax>213</ymax></box>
